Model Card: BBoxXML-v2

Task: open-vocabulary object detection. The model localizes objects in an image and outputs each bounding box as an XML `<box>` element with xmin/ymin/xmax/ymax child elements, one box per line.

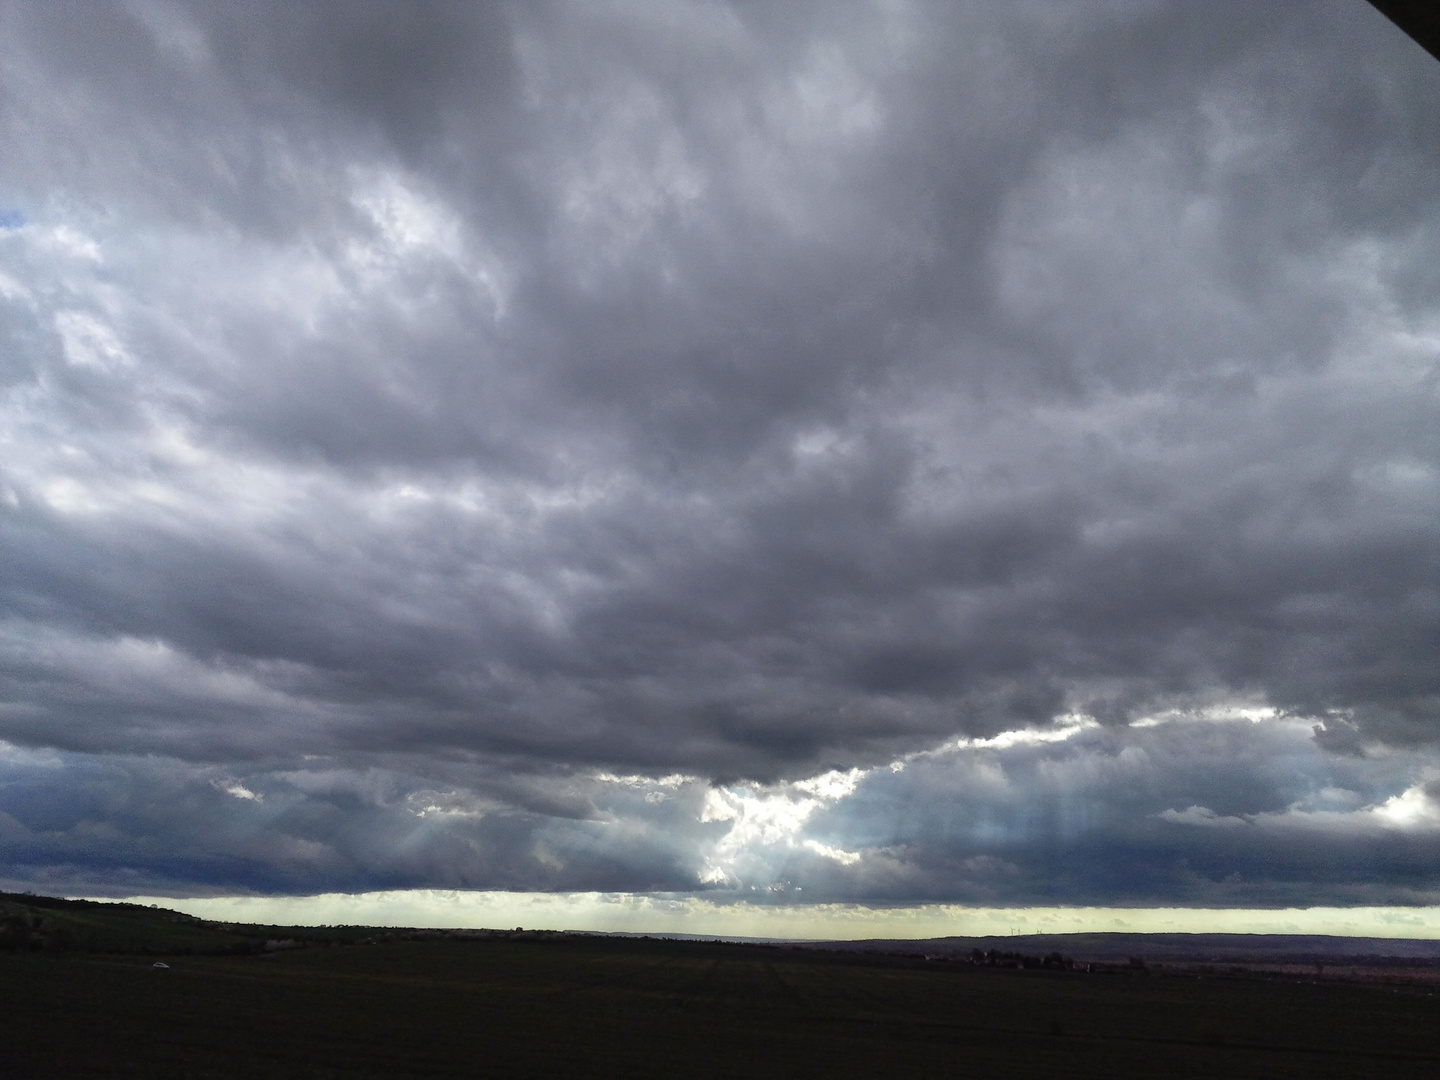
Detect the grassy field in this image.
<box><xmin>5</xmin><ymin>930</ymin><xmax>1440</xmax><ymax>1078</ymax></box>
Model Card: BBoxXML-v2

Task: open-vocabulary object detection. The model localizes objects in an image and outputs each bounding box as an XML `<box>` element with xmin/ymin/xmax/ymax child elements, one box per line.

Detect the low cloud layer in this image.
<box><xmin>1</xmin><ymin>1</ymin><xmax>1436</xmax><ymax>908</ymax></box>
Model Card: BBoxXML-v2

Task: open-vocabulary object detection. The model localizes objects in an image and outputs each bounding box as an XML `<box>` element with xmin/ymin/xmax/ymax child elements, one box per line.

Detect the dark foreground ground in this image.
<box><xmin>3</xmin><ymin>893</ymin><xmax>1440</xmax><ymax>1078</ymax></box>
<box><xmin>5</xmin><ymin>934</ymin><xmax>1440</xmax><ymax>1078</ymax></box>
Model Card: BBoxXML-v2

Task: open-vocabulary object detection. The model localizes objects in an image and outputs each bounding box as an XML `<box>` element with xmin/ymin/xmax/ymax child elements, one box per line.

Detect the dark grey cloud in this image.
<box><xmin>5</xmin><ymin>713</ymin><xmax>1439</xmax><ymax>907</ymax></box>
<box><xmin>0</xmin><ymin>0</ymin><xmax>1436</xmax><ymax>904</ymax></box>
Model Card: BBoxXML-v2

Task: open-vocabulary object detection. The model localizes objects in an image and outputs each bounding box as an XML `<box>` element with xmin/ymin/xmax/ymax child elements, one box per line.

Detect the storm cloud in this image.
<box><xmin>0</xmin><ymin>0</ymin><xmax>1436</xmax><ymax>909</ymax></box>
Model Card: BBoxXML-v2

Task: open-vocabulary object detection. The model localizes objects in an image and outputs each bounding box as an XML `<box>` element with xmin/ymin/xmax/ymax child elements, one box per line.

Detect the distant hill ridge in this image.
<box><xmin>0</xmin><ymin>890</ymin><xmax>394</xmax><ymax>955</ymax></box>
<box><xmin>813</xmin><ymin>931</ymin><xmax>1440</xmax><ymax>964</ymax></box>
<box><xmin>6</xmin><ymin>891</ymin><xmax>1440</xmax><ymax>963</ymax></box>
<box><xmin>0</xmin><ymin>890</ymin><xmax>558</xmax><ymax>955</ymax></box>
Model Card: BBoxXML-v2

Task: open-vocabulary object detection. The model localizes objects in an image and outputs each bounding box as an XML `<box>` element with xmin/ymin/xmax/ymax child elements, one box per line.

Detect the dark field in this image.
<box><xmin>5</xmin><ymin>931</ymin><xmax>1440</xmax><ymax>1078</ymax></box>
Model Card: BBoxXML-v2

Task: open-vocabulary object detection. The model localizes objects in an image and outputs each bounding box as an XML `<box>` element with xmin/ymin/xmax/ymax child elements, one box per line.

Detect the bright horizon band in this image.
<box><xmin>91</xmin><ymin>892</ymin><xmax>1440</xmax><ymax>941</ymax></box>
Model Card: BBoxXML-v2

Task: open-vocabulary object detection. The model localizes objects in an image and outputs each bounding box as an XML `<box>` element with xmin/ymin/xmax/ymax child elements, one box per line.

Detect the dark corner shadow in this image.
<box><xmin>1369</xmin><ymin>0</ymin><xmax>1440</xmax><ymax>62</ymax></box>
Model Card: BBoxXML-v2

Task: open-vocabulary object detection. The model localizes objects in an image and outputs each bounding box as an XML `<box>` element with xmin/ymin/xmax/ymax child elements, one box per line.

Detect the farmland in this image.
<box><xmin>3</xmin><ymin>895</ymin><xmax>1439</xmax><ymax>1077</ymax></box>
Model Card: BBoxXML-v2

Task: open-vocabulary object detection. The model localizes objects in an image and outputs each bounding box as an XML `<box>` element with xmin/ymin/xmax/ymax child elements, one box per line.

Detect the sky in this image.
<box><xmin>0</xmin><ymin>1</ymin><xmax>1438</xmax><ymax>936</ymax></box>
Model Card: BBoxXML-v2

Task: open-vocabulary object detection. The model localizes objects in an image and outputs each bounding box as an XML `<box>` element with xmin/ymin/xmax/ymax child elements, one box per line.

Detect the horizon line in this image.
<box><xmin>58</xmin><ymin>890</ymin><xmax>1440</xmax><ymax>942</ymax></box>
